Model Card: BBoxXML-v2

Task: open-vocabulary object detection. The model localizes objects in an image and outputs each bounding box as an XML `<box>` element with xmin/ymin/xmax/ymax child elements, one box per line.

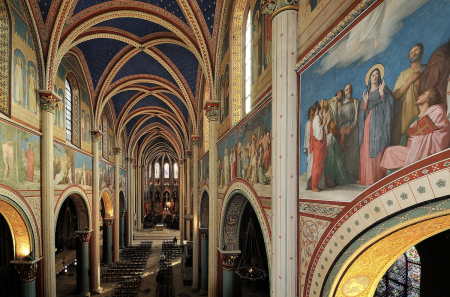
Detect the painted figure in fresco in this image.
<box><xmin>419</xmin><ymin>38</ymin><xmax>450</xmax><ymax>113</ymax></box>
<box><xmin>2</xmin><ymin>140</ymin><xmax>14</xmax><ymax>181</ymax></box>
<box><xmin>15</xmin><ymin>57</ymin><xmax>25</xmax><ymax>106</ymax></box>
<box><xmin>338</xmin><ymin>84</ymin><xmax>360</xmax><ymax>181</ymax></box>
<box><xmin>252</xmin><ymin>10</ymin><xmax>262</xmax><ymax>82</ymax></box>
<box><xmin>82</xmin><ymin>163</ymin><xmax>86</xmax><ymax>186</ymax></box>
<box><xmin>328</xmin><ymin>90</ymin><xmax>343</xmax><ymax>127</ymax></box>
<box><xmin>320</xmin><ymin>99</ymin><xmax>331</xmax><ymax>134</ymax></box>
<box><xmin>264</xmin><ymin>13</ymin><xmax>272</xmax><ymax>69</ymax></box>
<box><xmin>24</xmin><ymin>142</ymin><xmax>34</xmax><ymax>182</ymax></box>
<box><xmin>324</xmin><ymin>120</ymin><xmax>349</xmax><ymax>187</ymax></box>
<box><xmin>304</xmin><ymin>107</ymin><xmax>314</xmax><ymax>190</ymax></box>
<box><xmin>358</xmin><ymin>64</ymin><xmax>394</xmax><ymax>185</ymax></box>
<box><xmin>381</xmin><ymin>88</ymin><xmax>450</xmax><ymax>171</ymax></box>
<box><xmin>392</xmin><ymin>44</ymin><xmax>424</xmax><ymax>145</ymax></box>
<box><xmin>28</xmin><ymin>67</ymin><xmax>37</xmax><ymax>113</ymax></box>
<box><xmin>310</xmin><ymin>101</ymin><xmax>328</xmax><ymax>192</ymax></box>
<box><xmin>223</xmin><ymin>147</ymin><xmax>229</xmax><ymax>186</ymax></box>
<box><xmin>86</xmin><ymin>113</ymin><xmax>91</xmax><ymax>143</ymax></box>
<box><xmin>81</xmin><ymin>110</ymin><xmax>86</xmax><ymax>141</ymax></box>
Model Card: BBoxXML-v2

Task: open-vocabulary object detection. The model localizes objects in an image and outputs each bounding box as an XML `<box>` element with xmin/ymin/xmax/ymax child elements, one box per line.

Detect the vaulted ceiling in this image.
<box><xmin>30</xmin><ymin>0</ymin><xmax>220</xmax><ymax>162</ymax></box>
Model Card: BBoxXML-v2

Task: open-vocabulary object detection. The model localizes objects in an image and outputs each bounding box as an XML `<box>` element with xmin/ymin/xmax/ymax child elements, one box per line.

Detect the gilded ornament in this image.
<box><xmin>15</xmin><ymin>262</ymin><xmax>38</xmax><ymax>282</ymax></box>
<box><xmin>114</xmin><ymin>147</ymin><xmax>121</xmax><ymax>155</ymax></box>
<box><xmin>76</xmin><ymin>231</ymin><xmax>92</xmax><ymax>244</ymax></box>
<box><xmin>205</xmin><ymin>102</ymin><xmax>219</xmax><ymax>121</ymax></box>
<box><xmin>39</xmin><ymin>95</ymin><xmax>59</xmax><ymax>113</ymax></box>
<box><xmin>342</xmin><ymin>275</ymin><xmax>370</xmax><ymax>297</ymax></box>
<box><xmin>103</xmin><ymin>218</ymin><xmax>114</xmax><ymax>227</ymax></box>
<box><xmin>221</xmin><ymin>253</ymin><xmax>240</xmax><ymax>271</ymax></box>
<box><xmin>201</xmin><ymin>229</ymin><xmax>209</xmax><ymax>240</ymax></box>
<box><xmin>91</xmin><ymin>131</ymin><xmax>103</xmax><ymax>143</ymax></box>
<box><xmin>191</xmin><ymin>136</ymin><xmax>200</xmax><ymax>147</ymax></box>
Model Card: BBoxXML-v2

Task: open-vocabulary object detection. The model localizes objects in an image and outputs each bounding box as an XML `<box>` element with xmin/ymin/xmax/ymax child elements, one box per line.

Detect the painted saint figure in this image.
<box><xmin>15</xmin><ymin>57</ymin><xmax>25</xmax><ymax>106</ymax></box>
<box><xmin>358</xmin><ymin>64</ymin><xmax>394</xmax><ymax>185</ymax></box>
<box><xmin>3</xmin><ymin>140</ymin><xmax>13</xmax><ymax>181</ymax></box>
<box><xmin>24</xmin><ymin>142</ymin><xmax>35</xmax><ymax>182</ymax></box>
<box><xmin>28</xmin><ymin>67</ymin><xmax>37</xmax><ymax>113</ymax></box>
<box><xmin>310</xmin><ymin>101</ymin><xmax>328</xmax><ymax>192</ymax></box>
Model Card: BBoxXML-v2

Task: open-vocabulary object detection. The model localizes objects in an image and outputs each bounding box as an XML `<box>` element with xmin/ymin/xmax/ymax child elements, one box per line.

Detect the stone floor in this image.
<box><xmin>56</xmin><ymin>227</ymin><xmax>269</xmax><ymax>297</ymax></box>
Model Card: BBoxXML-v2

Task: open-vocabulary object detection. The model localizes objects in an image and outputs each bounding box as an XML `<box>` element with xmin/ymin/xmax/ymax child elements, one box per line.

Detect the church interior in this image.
<box><xmin>0</xmin><ymin>0</ymin><xmax>450</xmax><ymax>296</ymax></box>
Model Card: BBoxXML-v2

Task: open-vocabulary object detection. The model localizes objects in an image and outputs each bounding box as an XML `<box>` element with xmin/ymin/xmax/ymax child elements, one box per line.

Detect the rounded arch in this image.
<box><xmin>200</xmin><ymin>187</ymin><xmax>209</xmax><ymax>228</ymax></box>
<box><xmin>220</xmin><ymin>180</ymin><xmax>271</xmax><ymax>272</ymax></box>
<box><xmin>119</xmin><ymin>189</ymin><xmax>126</xmax><ymax>211</ymax></box>
<box><xmin>100</xmin><ymin>188</ymin><xmax>114</xmax><ymax>217</ymax></box>
<box><xmin>54</xmin><ymin>187</ymin><xmax>92</xmax><ymax>233</ymax></box>
<box><xmin>330</xmin><ymin>212</ymin><xmax>450</xmax><ymax>297</ymax></box>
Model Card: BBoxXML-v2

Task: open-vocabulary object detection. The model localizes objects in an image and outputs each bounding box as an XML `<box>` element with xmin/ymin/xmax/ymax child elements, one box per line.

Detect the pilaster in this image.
<box><xmin>179</xmin><ymin>159</ymin><xmax>185</xmax><ymax>243</ymax></box>
<box><xmin>91</xmin><ymin>130</ymin><xmax>102</xmax><ymax>294</ymax></box>
<box><xmin>192</xmin><ymin>135</ymin><xmax>200</xmax><ymax>291</ymax></box>
<box><xmin>185</xmin><ymin>150</ymin><xmax>192</xmax><ymax>241</ymax></box>
<box><xmin>113</xmin><ymin>147</ymin><xmax>121</xmax><ymax>262</ymax></box>
<box><xmin>219</xmin><ymin>249</ymin><xmax>241</xmax><ymax>297</ymax></box>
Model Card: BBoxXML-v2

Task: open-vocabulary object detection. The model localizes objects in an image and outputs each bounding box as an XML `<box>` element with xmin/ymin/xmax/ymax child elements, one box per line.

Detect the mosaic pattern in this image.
<box><xmin>223</xmin><ymin>194</ymin><xmax>246</xmax><ymax>250</ymax></box>
<box><xmin>299</xmin><ymin>202</ymin><xmax>345</xmax><ymax>218</ymax></box>
<box><xmin>0</xmin><ymin>0</ymin><xmax>9</xmax><ymax>116</ymax></box>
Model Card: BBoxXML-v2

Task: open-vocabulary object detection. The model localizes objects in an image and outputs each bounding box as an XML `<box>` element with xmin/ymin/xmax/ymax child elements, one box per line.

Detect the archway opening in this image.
<box><xmin>163</xmin><ymin>191</ymin><xmax>171</xmax><ymax>213</ymax></box>
<box><xmin>0</xmin><ymin>213</ymin><xmax>17</xmax><ymax>297</ymax></box>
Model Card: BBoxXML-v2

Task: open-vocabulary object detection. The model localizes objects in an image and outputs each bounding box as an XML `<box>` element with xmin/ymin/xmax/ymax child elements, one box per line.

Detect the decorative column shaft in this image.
<box><xmin>192</xmin><ymin>136</ymin><xmax>200</xmax><ymax>291</ymax></box>
<box><xmin>185</xmin><ymin>150</ymin><xmax>191</xmax><ymax>241</ymax></box>
<box><xmin>200</xmin><ymin>229</ymin><xmax>209</xmax><ymax>295</ymax></box>
<box><xmin>12</xmin><ymin>260</ymin><xmax>39</xmax><ymax>297</ymax></box>
<box><xmin>119</xmin><ymin>212</ymin><xmax>125</xmax><ymax>248</ymax></box>
<box><xmin>265</xmin><ymin>4</ymin><xmax>299</xmax><ymax>297</ymax></box>
<box><xmin>126</xmin><ymin>157</ymin><xmax>133</xmax><ymax>246</ymax></box>
<box><xmin>91</xmin><ymin>130</ymin><xmax>102</xmax><ymax>293</ymax></box>
<box><xmin>113</xmin><ymin>147</ymin><xmax>121</xmax><ymax>261</ymax></box>
<box><xmin>220</xmin><ymin>251</ymin><xmax>240</xmax><ymax>297</ymax></box>
<box><xmin>103</xmin><ymin>218</ymin><xmax>114</xmax><ymax>265</ymax></box>
<box><xmin>205</xmin><ymin>100</ymin><xmax>219</xmax><ymax>297</ymax></box>
<box><xmin>136</xmin><ymin>165</ymin><xmax>141</xmax><ymax>231</ymax></box>
<box><xmin>131</xmin><ymin>163</ymin><xmax>136</xmax><ymax>232</ymax></box>
<box><xmin>39</xmin><ymin>91</ymin><xmax>59</xmax><ymax>297</ymax></box>
<box><xmin>179</xmin><ymin>159</ymin><xmax>185</xmax><ymax>243</ymax></box>
<box><xmin>76</xmin><ymin>231</ymin><xmax>92</xmax><ymax>296</ymax></box>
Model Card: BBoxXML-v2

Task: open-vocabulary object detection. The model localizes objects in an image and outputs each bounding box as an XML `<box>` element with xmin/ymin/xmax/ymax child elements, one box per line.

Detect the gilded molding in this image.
<box><xmin>91</xmin><ymin>130</ymin><xmax>103</xmax><ymax>143</ymax></box>
<box><xmin>294</xmin><ymin>0</ymin><xmax>377</xmax><ymax>72</ymax></box>
<box><xmin>76</xmin><ymin>230</ymin><xmax>92</xmax><ymax>244</ymax></box>
<box><xmin>114</xmin><ymin>147</ymin><xmax>122</xmax><ymax>155</ymax></box>
<box><xmin>204</xmin><ymin>100</ymin><xmax>219</xmax><ymax>121</ymax></box>
<box><xmin>200</xmin><ymin>229</ymin><xmax>209</xmax><ymax>240</ymax></box>
<box><xmin>38</xmin><ymin>91</ymin><xmax>60</xmax><ymax>113</ymax></box>
<box><xmin>220</xmin><ymin>253</ymin><xmax>240</xmax><ymax>271</ymax></box>
<box><xmin>15</xmin><ymin>262</ymin><xmax>38</xmax><ymax>282</ymax></box>
<box><xmin>261</xmin><ymin>0</ymin><xmax>298</xmax><ymax>15</ymax></box>
<box><xmin>103</xmin><ymin>218</ymin><xmax>114</xmax><ymax>227</ymax></box>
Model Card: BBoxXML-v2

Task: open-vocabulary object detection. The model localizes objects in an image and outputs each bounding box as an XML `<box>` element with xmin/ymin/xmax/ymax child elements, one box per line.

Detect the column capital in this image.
<box><xmin>76</xmin><ymin>230</ymin><xmax>93</xmax><ymax>244</ymax></box>
<box><xmin>261</xmin><ymin>0</ymin><xmax>298</xmax><ymax>19</ymax></box>
<box><xmin>185</xmin><ymin>150</ymin><xmax>192</xmax><ymax>159</ymax></box>
<box><xmin>204</xmin><ymin>100</ymin><xmax>219</xmax><ymax>121</ymax></box>
<box><xmin>191</xmin><ymin>135</ymin><xmax>200</xmax><ymax>147</ymax></box>
<box><xmin>103</xmin><ymin>217</ymin><xmax>114</xmax><ymax>227</ymax></box>
<box><xmin>91</xmin><ymin>130</ymin><xmax>103</xmax><ymax>143</ymax></box>
<box><xmin>219</xmin><ymin>250</ymin><xmax>241</xmax><ymax>271</ymax></box>
<box><xmin>200</xmin><ymin>228</ymin><xmax>209</xmax><ymax>240</ymax></box>
<box><xmin>126</xmin><ymin>157</ymin><xmax>134</xmax><ymax>161</ymax></box>
<box><xmin>180</xmin><ymin>159</ymin><xmax>185</xmax><ymax>164</ymax></box>
<box><xmin>38</xmin><ymin>90</ymin><xmax>61</xmax><ymax>113</ymax></box>
<box><xmin>120</xmin><ymin>211</ymin><xmax>126</xmax><ymax>218</ymax></box>
<box><xmin>11</xmin><ymin>258</ymin><xmax>40</xmax><ymax>282</ymax></box>
<box><xmin>113</xmin><ymin>147</ymin><xmax>122</xmax><ymax>155</ymax></box>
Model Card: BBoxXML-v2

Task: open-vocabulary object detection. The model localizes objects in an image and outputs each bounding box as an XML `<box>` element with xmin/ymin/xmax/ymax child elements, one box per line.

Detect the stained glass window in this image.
<box><xmin>155</xmin><ymin>163</ymin><xmax>160</xmax><ymax>178</ymax></box>
<box><xmin>244</xmin><ymin>10</ymin><xmax>251</xmax><ymax>114</ymax></box>
<box><xmin>65</xmin><ymin>79</ymin><xmax>72</xmax><ymax>141</ymax></box>
<box><xmin>164</xmin><ymin>163</ymin><xmax>169</xmax><ymax>178</ymax></box>
<box><xmin>375</xmin><ymin>246</ymin><xmax>421</xmax><ymax>297</ymax></box>
<box><xmin>174</xmin><ymin>163</ymin><xmax>178</xmax><ymax>179</ymax></box>
<box><xmin>149</xmin><ymin>165</ymin><xmax>151</xmax><ymax>178</ymax></box>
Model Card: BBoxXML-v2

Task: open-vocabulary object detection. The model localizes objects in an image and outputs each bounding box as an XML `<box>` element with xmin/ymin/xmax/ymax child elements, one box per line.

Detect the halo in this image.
<box><xmin>365</xmin><ymin>63</ymin><xmax>385</xmax><ymax>86</ymax></box>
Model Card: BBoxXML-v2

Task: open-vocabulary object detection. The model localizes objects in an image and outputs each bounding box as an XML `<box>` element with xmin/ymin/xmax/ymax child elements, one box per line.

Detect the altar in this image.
<box><xmin>156</xmin><ymin>224</ymin><xmax>164</xmax><ymax>231</ymax></box>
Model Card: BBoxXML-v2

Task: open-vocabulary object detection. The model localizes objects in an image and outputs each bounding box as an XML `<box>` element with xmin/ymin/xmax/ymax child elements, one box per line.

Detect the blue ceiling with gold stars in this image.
<box><xmin>129</xmin><ymin>95</ymin><xmax>171</xmax><ymax>113</ymax></box>
<box><xmin>197</xmin><ymin>0</ymin><xmax>216</xmax><ymax>35</ymax></box>
<box><xmin>165</xmin><ymin>93</ymin><xmax>188</xmax><ymax>120</ymax></box>
<box><xmin>93</xmin><ymin>18</ymin><xmax>170</xmax><ymax>38</ymax></box>
<box><xmin>111</xmin><ymin>90</ymin><xmax>140</xmax><ymax>116</ymax></box>
<box><xmin>126</xmin><ymin>113</ymin><xmax>144</xmax><ymax>135</ymax></box>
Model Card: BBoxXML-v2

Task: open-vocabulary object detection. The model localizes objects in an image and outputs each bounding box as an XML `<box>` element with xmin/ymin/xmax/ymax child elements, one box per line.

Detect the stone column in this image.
<box><xmin>103</xmin><ymin>218</ymin><xmax>114</xmax><ymax>265</ymax></box>
<box><xmin>262</xmin><ymin>3</ymin><xmax>298</xmax><ymax>296</ymax></box>
<box><xmin>113</xmin><ymin>147</ymin><xmax>121</xmax><ymax>261</ymax></box>
<box><xmin>179</xmin><ymin>159</ymin><xmax>185</xmax><ymax>243</ymax></box>
<box><xmin>76</xmin><ymin>231</ymin><xmax>92</xmax><ymax>296</ymax></box>
<box><xmin>219</xmin><ymin>250</ymin><xmax>240</xmax><ymax>297</ymax></box>
<box><xmin>192</xmin><ymin>136</ymin><xmax>200</xmax><ymax>291</ymax></box>
<box><xmin>126</xmin><ymin>157</ymin><xmax>133</xmax><ymax>246</ymax></box>
<box><xmin>11</xmin><ymin>259</ymin><xmax>40</xmax><ymax>297</ymax></box>
<box><xmin>131</xmin><ymin>163</ymin><xmax>136</xmax><ymax>232</ymax></box>
<box><xmin>136</xmin><ymin>165</ymin><xmax>141</xmax><ymax>231</ymax></box>
<box><xmin>91</xmin><ymin>130</ymin><xmax>102</xmax><ymax>293</ymax></box>
<box><xmin>205</xmin><ymin>100</ymin><xmax>219</xmax><ymax>297</ymax></box>
<box><xmin>119</xmin><ymin>211</ymin><xmax>125</xmax><ymax>248</ymax></box>
<box><xmin>39</xmin><ymin>91</ymin><xmax>59</xmax><ymax>297</ymax></box>
<box><xmin>200</xmin><ymin>228</ymin><xmax>209</xmax><ymax>295</ymax></box>
<box><xmin>185</xmin><ymin>150</ymin><xmax>191</xmax><ymax>240</ymax></box>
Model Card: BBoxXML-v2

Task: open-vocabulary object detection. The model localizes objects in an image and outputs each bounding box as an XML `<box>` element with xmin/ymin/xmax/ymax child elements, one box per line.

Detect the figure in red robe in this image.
<box><xmin>309</xmin><ymin>102</ymin><xmax>328</xmax><ymax>192</ymax></box>
<box><xmin>24</xmin><ymin>142</ymin><xmax>34</xmax><ymax>182</ymax></box>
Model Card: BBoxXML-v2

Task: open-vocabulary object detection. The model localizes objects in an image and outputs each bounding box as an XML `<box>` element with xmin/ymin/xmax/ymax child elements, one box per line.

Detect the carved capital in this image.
<box><xmin>76</xmin><ymin>230</ymin><xmax>92</xmax><ymax>244</ymax></box>
<box><xmin>221</xmin><ymin>253</ymin><xmax>240</xmax><ymax>271</ymax></box>
<box><xmin>38</xmin><ymin>90</ymin><xmax>60</xmax><ymax>113</ymax></box>
<box><xmin>91</xmin><ymin>130</ymin><xmax>103</xmax><ymax>143</ymax></box>
<box><xmin>191</xmin><ymin>136</ymin><xmax>200</xmax><ymax>147</ymax></box>
<box><xmin>103</xmin><ymin>218</ymin><xmax>114</xmax><ymax>227</ymax></box>
<box><xmin>200</xmin><ymin>229</ymin><xmax>209</xmax><ymax>240</ymax></box>
<box><xmin>179</xmin><ymin>159</ymin><xmax>185</xmax><ymax>165</ymax></box>
<box><xmin>204</xmin><ymin>100</ymin><xmax>219</xmax><ymax>121</ymax></box>
<box><xmin>261</xmin><ymin>0</ymin><xmax>298</xmax><ymax>16</ymax></box>
<box><xmin>114</xmin><ymin>147</ymin><xmax>121</xmax><ymax>155</ymax></box>
<box><xmin>120</xmin><ymin>211</ymin><xmax>126</xmax><ymax>218</ymax></box>
<box><xmin>185</xmin><ymin>150</ymin><xmax>191</xmax><ymax>159</ymax></box>
<box><xmin>14</xmin><ymin>262</ymin><xmax>38</xmax><ymax>282</ymax></box>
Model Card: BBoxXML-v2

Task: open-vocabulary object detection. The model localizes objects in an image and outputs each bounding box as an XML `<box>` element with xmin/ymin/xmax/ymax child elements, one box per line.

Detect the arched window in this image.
<box><xmin>244</xmin><ymin>10</ymin><xmax>251</xmax><ymax>114</ymax></box>
<box><xmin>375</xmin><ymin>246</ymin><xmax>421</xmax><ymax>296</ymax></box>
<box><xmin>155</xmin><ymin>163</ymin><xmax>160</xmax><ymax>179</ymax></box>
<box><xmin>149</xmin><ymin>164</ymin><xmax>151</xmax><ymax>178</ymax></box>
<box><xmin>173</xmin><ymin>163</ymin><xmax>178</xmax><ymax>179</ymax></box>
<box><xmin>65</xmin><ymin>78</ymin><xmax>72</xmax><ymax>141</ymax></box>
<box><xmin>164</xmin><ymin>163</ymin><xmax>170</xmax><ymax>178</ymax></box>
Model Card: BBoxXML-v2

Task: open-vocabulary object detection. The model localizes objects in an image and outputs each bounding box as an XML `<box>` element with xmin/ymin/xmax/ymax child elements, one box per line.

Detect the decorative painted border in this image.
<box><xmin>299</xmin><ymin>202</ymin><xmax>345</xmax><ymax>219</ymax></box>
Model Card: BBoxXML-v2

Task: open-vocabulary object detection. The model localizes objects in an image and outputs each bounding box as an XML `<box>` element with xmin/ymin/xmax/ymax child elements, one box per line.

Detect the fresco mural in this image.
<box><xmin>120</xmin><ymin>168</ymin><xmax>126</xmax><ymax>189</ymax></box>
<box><xmin>238</xmin><ymin>101</ymin><xmax>272</xmax><ymax>196</ymax></box>
<box><xmin>199</xmin><ymin>153</ymin><xmax>209</xmax><ymax>186</ymax></box>
<box><xmin>99</xmin><ymin>161</ymin><xmax>114</xmax><ymax>189</ymax></box>
<box><xmin>53</xmin><ymin>143</ymin><xmax>74</xmax><ymax>189</ymax></box>
<box><xmin>299</xmin><ymin>0</ymin><xmax>450</xmax><ymax>201</ymax></box>
<box><xmin>218</xmin><ymin>130</ymin><xmax>237</xmax><ymax>191</ymax></box>
<box><xmin>250</xmin><ymin>0</ymin><xmax>272</xmax><ymax>84</ymax></box>
<box><xmin>74</xmin><ymin>151</ymin><xmax>92</xmax><ymax>190</ymax></box>
<box><xmin>0</xmin><ymin>121</ymin><xmax>40</xmax><ymax>189</ymax></box>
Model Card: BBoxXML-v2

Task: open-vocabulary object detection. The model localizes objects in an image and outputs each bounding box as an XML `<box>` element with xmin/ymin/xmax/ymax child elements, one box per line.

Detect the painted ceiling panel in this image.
<box><xmin>164</xmin><ymin>93</ymin><xmax>188</xmax><ymax>120</ymax></box>
<box><xmin>126</xmin><ymin>113</ymin><xmax>144</xmax><ymax>135</ymax></box>
<box><xmin>138</xmin><ymin>117</ymin><xmax>174</xmax><ymax>134</ymax></box>
<box><xmin>130</xmin><ymin>95</ymin><xmax>171</xmax><ymax>113</ymax></box>
<box><xmin>154</xmin><ymin>43</ymin><xmax>199</xmax><ymax>96</ymax></box>
<box><xmin>72</xmin><ymin>0</ymin><xmax>187</xmax><ymax>23</ymax></box>
<box><xmin>37</xmin><ymin>0</ymin><xmax>52</xmax><ymax>23</ymax></box>
<box><xmin>112</xmin><ymin>51</ymin><xmax>177</xmax><ymax>86</ymax></box>
<box><xmin>111</xmin><ymin>90</ymin><xmax>140</xmax><ymax>116</ymax></box>
<box><xmin>93</xmin><ymin>18</ymin><xmax>169</xmax><ymax>38</ymax></box>
<box><xmin>76</xmin><ymin>39</ymin><xmax>128</xmax><ymax>89</ymax></box>
<box><xmin>196</xmin><ymin>0</ymin><xmax>216</xmax><ymax>35</ymax></box>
